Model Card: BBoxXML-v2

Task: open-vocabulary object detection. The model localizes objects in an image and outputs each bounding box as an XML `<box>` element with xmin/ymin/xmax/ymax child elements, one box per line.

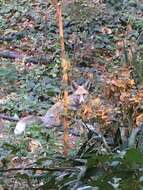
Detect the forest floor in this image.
<box><xmin>0</xmin><ymin>0</ymin><xmax>143</xmax><ymax>189</ymax></box>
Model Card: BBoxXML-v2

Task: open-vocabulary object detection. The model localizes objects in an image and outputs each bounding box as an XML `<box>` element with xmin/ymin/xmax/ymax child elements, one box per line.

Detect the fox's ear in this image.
<box><xmin>71</xmin><ymin>81</ymin><xmax>79</xmax><ymax>90</ymax></box>
<box><xmin>83</xmin><ymin>80</ymin><xmax>91</xmax><ymax>90</ymax></box>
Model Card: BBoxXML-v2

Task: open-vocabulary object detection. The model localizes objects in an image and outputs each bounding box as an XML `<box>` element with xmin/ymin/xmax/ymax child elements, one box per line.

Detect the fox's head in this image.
<box><xmin>69</xmin><ymin>81</ymin><xmax>90</xmax><ymax>109</ymax></box>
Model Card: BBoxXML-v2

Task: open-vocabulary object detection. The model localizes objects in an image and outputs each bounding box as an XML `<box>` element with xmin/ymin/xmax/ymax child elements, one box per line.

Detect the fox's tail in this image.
<box><xmin>14</xmin><ymin>115</ymin><xmax>43</xmax><ymax>135</ymax></box>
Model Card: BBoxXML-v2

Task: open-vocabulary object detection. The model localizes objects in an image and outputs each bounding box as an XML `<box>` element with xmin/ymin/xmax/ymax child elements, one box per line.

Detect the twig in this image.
<box><xmin>0</xmin><ymin>114</ymin><xmax>19</xmax><ymax>122</ymax></box>
<box><xmin>72</xmin><ymin>166</ymin><xmax>87</xmax><ymax>190</ymax></box>
<box><xmin>51</xmin><ymin>0</ymin><xmax>70</xmax><ymax>156</ymax></box>
<box><xmin>82</xmin><ymin>122</ymin><xmax>111</xmax><ymax>152</ymax></box>
<box><xmin>0</xmin><ymin>166</ymin><xmax>80</xmax><ymax>173</ymax></box>
<box><xmin>0</xmin><ymin>31</ymin><xmax>26</xmax><ymax>42</ymax></box>
<box><xmin>128</xmin><ymin>127</ymin><xmax>140</xmax><ymax>147</ymax></box>
<box><xmin>0</xmin><ymin>51</ymin><xmax>52</xmax><ymax>64</ymax></box>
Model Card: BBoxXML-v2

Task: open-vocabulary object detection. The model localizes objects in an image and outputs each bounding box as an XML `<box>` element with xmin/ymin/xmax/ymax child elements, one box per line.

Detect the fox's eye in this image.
<box><xmin>83</xmin><ymin>93</ymin><xmax>87</xmax><ymax>97</ymax></box>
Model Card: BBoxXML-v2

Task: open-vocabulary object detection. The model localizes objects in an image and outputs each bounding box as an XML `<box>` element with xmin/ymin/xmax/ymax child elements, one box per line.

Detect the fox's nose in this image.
<box><xmin>79</xmin><ymin>96</ymin><xmax>84</xmax><ymax>104</ymax></box>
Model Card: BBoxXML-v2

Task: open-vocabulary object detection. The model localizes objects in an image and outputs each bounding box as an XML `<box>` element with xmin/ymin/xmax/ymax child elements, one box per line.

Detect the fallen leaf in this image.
<box><xmin>28</xmin><ymin>139</ymin><xmax>42</xmax><ymax>152</ymax></box>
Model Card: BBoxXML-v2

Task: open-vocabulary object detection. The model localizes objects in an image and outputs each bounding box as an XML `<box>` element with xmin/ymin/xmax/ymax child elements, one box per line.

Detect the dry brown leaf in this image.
<box><xmin>101</xmin><ymin>26</ymin><xmax>112</xmax><ymax>34</ymax></box>
<box><xmin>92</xmin><ymin>97</ymin><xmax>101</xmax><ymax>107</ymax></box>
<box><xmin>128</xmin><ymin>79</ymin><xmax>135</xmax><ymax>86</ymax></box>
<box><xmin>126</xmin><ymin>24</ymin><xmax>132</xmax><ymax>33</ymax></box>
<box><xmin>83</xmin><ymin>105</ymin><xmax>92</xmax><ymax>117</ymax></box>
<box><xmin>136</xmin><ymin>113</ymin><xmax>143</xmax><ymax>127</ymax></box>
<box><xmin>28</xmin><ymin>139</ymin><xmax>42</xmax><ymax>152</ymax></box>
<box><xmin>116</xmin><ymin>40</ymin><xmax>124</xmax><ymax>50</ymax></box>
<box><xmin>120</xmin><ymin>92</ymin><xmax>130</xmax><ymax>102</ymax></box>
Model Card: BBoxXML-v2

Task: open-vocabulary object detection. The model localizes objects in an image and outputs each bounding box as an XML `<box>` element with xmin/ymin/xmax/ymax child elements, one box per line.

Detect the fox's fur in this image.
<box><xmin>14</xmin><ymin>81</ymin><xmax>90</xmax><ymax>135</ymax></box>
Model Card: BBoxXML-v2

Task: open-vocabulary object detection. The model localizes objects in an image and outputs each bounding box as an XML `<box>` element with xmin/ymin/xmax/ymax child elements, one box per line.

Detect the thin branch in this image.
<box><xmin>0</xmin><ymin>32</ymin><xmax>25</xmax><ymax>42</ymax></box>
<box><xmin>0</xmin><ymin>114</ymin><xmax>19</xmax><ymax>122</ymax></box>
<box><xmin>51</xmin><ymin>0</ymin><xmax>70</xmax><ymax>156</ymax></box>
<box><xmin>0</xmin><ymin>166</ymin><xmax>79</xmax><ymax>173</ymax></box>
<box><xmin>0</xmin><ymin>51</ymin><xmax>52</xmax><ymax>64</ymax></box>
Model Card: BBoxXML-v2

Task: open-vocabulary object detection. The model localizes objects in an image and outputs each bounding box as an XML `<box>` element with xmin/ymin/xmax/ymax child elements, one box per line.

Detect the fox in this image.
<box><xmin>14</xmin><ymin>81</ymin><xmax>90</xmax><ymax>135</ymax></box>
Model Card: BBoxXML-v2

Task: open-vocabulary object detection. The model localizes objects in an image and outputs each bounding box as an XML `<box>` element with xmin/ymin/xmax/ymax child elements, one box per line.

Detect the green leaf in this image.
<box><xmin>87</xmin><ymin>153</ymin><xmax>113</xmax><ymax>168</ymax></box>
<box><xmin>123</xmin><ymin>148</ymin><xmax>143</xmax><ymax>168</ymax></box>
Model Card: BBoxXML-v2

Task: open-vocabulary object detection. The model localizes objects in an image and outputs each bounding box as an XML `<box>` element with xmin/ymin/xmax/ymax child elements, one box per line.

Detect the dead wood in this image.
<box><xmin>0</xmin><ymin>114</ymin><xmax>19</xmax><ymax>122</ymax></box>
<box><xmin>0</xmin><ymin>31</ymin><xmax>26</xmax><ymax>42</ymax></box>
<box><xmin>0</xmin><ymin>50</ymin><xmax>52</xmax><ymax>64</ymax></box>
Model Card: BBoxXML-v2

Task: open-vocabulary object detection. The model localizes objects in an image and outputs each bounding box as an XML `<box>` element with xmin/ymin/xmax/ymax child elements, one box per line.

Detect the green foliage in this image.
<box><xmin>1</xmin><ymin>0</ymin><xmax>143</xmax><ymax>189</ymax></box>
<box><xmin>0</xmin><ymin>63</ymin><xmax>17</xmax><ymax>84</ymax></box>
<box><xmin>1</xmin><ymin>63</ymin><xmax>60</xmax><ymax>115</ymax></box>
